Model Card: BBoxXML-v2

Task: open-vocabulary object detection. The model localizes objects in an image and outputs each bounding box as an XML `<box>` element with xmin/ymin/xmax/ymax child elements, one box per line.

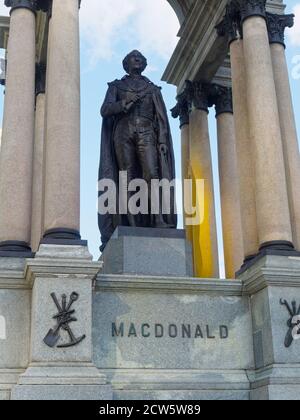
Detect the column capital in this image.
<box><xmin>171</xmin><ymin>81</ymin><xmax>193</xmax><ymax>128</ymax></box>
<box><xmin>238</xmin><ymin>0</ymin><xmax>267</xmax><ymax>23</ymax></box>
<box><xmin>192</xmin><ymin>82</ymin><xmax>210</xmax><ymax>113</ymax></box>
<box><xmin>41</xmin><ymin>0</ymin><xmax>81</xmax><ymax>16</ymax></box>
<box><xmin>35</xmin><ymin>63</ymin><xmax>46</xmax><ymax>96</ymax></box>
<box><xmin>209</xmin><ymin>85</ymin><xmax>233</xmax><ymax>117</ymax></box>
<box><xmin>36</xmin><ymin>0</ymin><xmax>51</xmax><ymax>12</ymax></box>
<box><xmin>266</xmin><ymin>13</ymin><xmax>294</xmax><ymax>48</ymax></box>
<box><xmin>4</xmin><ymin>0</ymin><xmax>38</xmax><ymax>13</ymax></box>
<box><xmin>216</xmin><ymin>2</ymin><xmax>242</xmax><ymax>45</ymax></box>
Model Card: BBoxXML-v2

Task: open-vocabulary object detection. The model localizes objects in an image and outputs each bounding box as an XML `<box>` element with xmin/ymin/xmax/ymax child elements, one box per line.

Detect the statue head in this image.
<box><xmin>123</xmin><ymin>50</ymin><xmax>147</xmax><ymax>75</ymax></box>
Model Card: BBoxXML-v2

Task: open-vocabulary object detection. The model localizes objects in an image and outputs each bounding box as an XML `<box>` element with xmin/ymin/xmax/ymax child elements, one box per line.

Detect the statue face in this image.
<box><xmin>126</xmin><ymin>51</ymin><xmax>146</xmax><ymax>74</ymax></box>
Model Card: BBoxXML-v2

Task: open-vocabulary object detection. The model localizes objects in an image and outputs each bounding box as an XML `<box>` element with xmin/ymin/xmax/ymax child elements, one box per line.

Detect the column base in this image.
<box><xmin>236</xmin><ymin>241</ymin><xmax>300</xmax><ymax>276</ymax></box>
<box><xmin>0</xmin><ymin>241</ymin><xmax>34</xmax><ymax>258</ymax></box>
<box><xmin>250</xmin><ymin>365</ymin><xmax>300</xmax><ymax>400</ymax></box>
<box><xmin>41</xmin><ymin>228</ymin><xmax>87</xmax><ymax>246</ymax></box>
<box><xmin>11</xmin><ymin>364</ymin><xmax>112</xmax><ymax>401</ymax></box>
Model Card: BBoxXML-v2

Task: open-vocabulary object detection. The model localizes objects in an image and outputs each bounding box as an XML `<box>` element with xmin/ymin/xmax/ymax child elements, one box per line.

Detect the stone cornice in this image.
<box><xmin>209</xmin><ymin>84</ymin><xmax>233</xmax><ymax>116</ymax></box>
<box><xmin>96</xmin><ymin>274</ymin><xmax>244</xmax><ymax>296</ymax></box>
<box><xmin>266</xmin><ymin>12</ymin><xmax>294</xmax><ymax>48</ymax></box>
<box><xmin>162</xmin><ymin>0</ymin><xmax>229</xmax><ymax>90</ymax></box>
<box><xmin>160</xmin><ymin>1</ymin><xmax>284</xmax><ymax>89</ymax></box>
<box><xmin>238</xmin><ymin>255</ymin><xmax>300</xmax><ymax>295</ymax></box>
<box><xmin>25</xmin><ymin>258</ymin><xmax>102</xmax><ymax>287</ymax></box>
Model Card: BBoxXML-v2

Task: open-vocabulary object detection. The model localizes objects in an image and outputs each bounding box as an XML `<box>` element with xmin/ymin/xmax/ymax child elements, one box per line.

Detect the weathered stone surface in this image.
<box><xmin>241</xmin><ymin>255</ymin><xmax>300</xmax><ymax>400</ymax></box>
<box><xmin>30</xmin><ymin>277</ymin><xmax>92</xmax><ymax>363</ymax></box>
<box><xmin>93</xmin><ymin>275</ymin><xmax>254</xmax><ymax>371</ymax></box>
<box><xmin>113</xmin><ymin>389</ymin><xmax>249</xmax><ymax>401</ymax></box>
<box><xmin>11</xmin><ymin>246</ymin><xmax>111</xmax><ymax>400</ymax></box>
<box><xmin>101</xmin><ymin>227</ymin><xmax>193</xmax><ymax>277</ymax></box>
<box><xmin>0</xmin><ymin>290</ymin><xmax>30</xmax><ymax>369</ymax></box>
<box><xmin>269</xmin><ymin>287</ymin><xmax>300</xmax><ymax>364</ymax></box>
<box><xmin>99</xmin><ymin>367</ymin><xmax>250</xmax><ymax>400</ymax></box>
<box><xmin>11</xmin><ymin>384</ymin><xmax>112</xmax><ymax>401</ymax></box>
<box><xmin>251</xmin><ymin>385</ymin><xmax>300</xmax><ymax>401</ymax></box>
<box><xmin>0</xmin><ymin>369</ymin><xmax>24</xmax><ymax>401</ymax></box>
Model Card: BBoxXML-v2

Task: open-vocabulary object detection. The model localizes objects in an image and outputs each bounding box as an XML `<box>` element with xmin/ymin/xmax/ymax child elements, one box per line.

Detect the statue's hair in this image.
<box><xmin>123</xmin><ymin>50</ymin><xmax>147</xmax><ymax>74</ymax></box>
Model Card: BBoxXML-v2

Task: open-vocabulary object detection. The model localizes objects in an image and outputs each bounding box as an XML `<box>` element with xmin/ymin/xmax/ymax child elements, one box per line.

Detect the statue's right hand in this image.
<box><xmin>126</xmin><ymin>93</ymin><xmax>140</xmax><ymax>104</ymax></box>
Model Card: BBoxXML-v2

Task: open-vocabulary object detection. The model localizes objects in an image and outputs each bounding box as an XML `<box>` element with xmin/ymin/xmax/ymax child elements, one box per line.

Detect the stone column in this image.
<box><xmin>239</xmin><ymin>0</ymin><xmax>294</xmax><ymax>253</ymax></box>
<box><xmin>189</xmin><ymin>82</ymin><xmax>219</xmax><ymax>278</ymax></box>
<box><xmin>267</xmin><ymin>13</ymin><xmax>300</xmax><ymax>251</ymax></box>
<box><xmin>211</xmin><ymin>85</ymin><xmax>244</xmax><ymax>278</ymax></box>
<box><xmin>0</xmin><ymin>1</ymin><xmax>38</xmax><ymax>257</ymax></box>
<box><xmin>171</xmin><ymin>85</ymin><xmax>192</xmax><ymax>242</ymax></box>
<box><xmin>216</xmin><ymin>3</ymin><xmax>259</xmax><ymax>272</ymax></box>
<box><xmin>230</xmin><ymin>40</ymin><xmax>260</xmax><ymax>269</ymax></box>
<box><xmin>42</xmin><ymin>0</ymin><xmax>84</xmax><ymax>245</ymax></box>
<box><xmin>31</xmin><ymin>64</ymin><xmax>46</xmax><ymax>253</ymax></box>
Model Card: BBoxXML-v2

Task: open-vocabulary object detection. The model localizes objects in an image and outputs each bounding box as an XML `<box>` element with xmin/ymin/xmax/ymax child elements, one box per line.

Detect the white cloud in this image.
<box><xmin>287</xmin><ymin>4</ymin><xmax>300</xmax><ymax>46</ymax></box>
<box><xmin>0</xmin><ymin>4</ymin><xmax>9</xmax><ymax>17</ymax></box>
<box><xmin>79</xmin><ymin>0</ymin><xmax>179</xmax><ymax>66</ymax></box>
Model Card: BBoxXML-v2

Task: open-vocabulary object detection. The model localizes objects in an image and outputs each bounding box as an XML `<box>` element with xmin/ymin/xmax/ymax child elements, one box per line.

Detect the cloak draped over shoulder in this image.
<box><xmin>98</xmin><ymin>76</ymin><xmax>177</xmax><ymax>251</ymax></box>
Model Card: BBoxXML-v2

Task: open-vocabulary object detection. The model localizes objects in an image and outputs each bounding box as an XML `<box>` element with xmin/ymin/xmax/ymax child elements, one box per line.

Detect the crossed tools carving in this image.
<box><xmin>43</xmin><ymin>292</ymin><xmax>86</xmax><ymax>348</ymax></box>
<box><xmin>280</xmin><ymin>299</ymin><xmax>300</xmax><ymax>348</ymax></box>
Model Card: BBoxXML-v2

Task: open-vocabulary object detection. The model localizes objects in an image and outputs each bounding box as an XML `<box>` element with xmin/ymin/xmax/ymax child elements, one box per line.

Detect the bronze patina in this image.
<box><xmin>98</xmin><ymin>51</ymin><xmax>177</xmax><ymax>251</ymax></box>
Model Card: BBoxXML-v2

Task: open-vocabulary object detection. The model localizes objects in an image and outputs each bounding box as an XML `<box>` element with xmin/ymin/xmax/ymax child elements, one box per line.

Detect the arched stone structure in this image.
<box><xmin>167</xmin><ymin>0</ymin><xmax>195</xmax><ymax>24</ymax></box>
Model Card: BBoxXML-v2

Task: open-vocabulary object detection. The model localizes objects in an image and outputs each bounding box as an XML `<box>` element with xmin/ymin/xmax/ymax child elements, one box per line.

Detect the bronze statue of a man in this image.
<box><xmin>98</xmin><ymin>50</ymin><xmax>177</xmax><ymax>251</ymax></box>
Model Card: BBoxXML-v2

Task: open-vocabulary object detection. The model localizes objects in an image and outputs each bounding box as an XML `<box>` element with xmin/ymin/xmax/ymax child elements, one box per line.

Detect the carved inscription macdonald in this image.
<box><xmin>112</xmin><ymin>322</ymin><xmax>229</xmax><ymax>340</ymax></box>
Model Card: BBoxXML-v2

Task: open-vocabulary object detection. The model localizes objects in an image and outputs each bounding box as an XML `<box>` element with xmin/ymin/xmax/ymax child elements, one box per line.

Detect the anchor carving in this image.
<box><xmin>43</xmin><ymin>292</ymin><xmax>86</xmax><ymax>348</ymax></box>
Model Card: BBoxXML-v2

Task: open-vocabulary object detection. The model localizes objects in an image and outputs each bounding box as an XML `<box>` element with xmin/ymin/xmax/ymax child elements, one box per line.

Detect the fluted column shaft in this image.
<box><xmin>0</xmin><ymin>2</ymin><xmax>36</xmax><ymax>256</ymax></box>
<box><xmin>43</xmin><ymin>0</ymin><xmax>82</xmax><ymax>243</ymax></box>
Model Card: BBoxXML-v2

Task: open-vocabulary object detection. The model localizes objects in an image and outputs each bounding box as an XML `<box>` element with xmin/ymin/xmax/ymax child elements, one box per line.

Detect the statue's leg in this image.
<box><xmin>137</xmin><ymin>129</ymin><xmax>171</xmax><ymax>229</ymax></box>
<box><xmin>113</xmin><ymin>125</ymin><xmax>136</xmax><ymax>226</ymax></box>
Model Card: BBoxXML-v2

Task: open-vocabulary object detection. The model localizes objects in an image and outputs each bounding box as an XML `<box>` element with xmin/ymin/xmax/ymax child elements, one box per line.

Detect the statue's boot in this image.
<box><xmin>127</xmin><ymin>213</ymin><xmax>137</xmax><ymax>227</ymax></box>
<box><xmin>154</xmin><ymin>214</ymin><xmax>173</xmax><ymax>229</ymax></box>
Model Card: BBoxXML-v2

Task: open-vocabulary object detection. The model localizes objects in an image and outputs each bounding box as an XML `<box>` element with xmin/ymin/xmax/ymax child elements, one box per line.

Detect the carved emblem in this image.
<box><xmin>43</xmin><ymin>292</ymin><xmax>86</xmax><ymax>348</ymax></box>
<box><xmin>280</xmin><ymin>299</ymin><xmax>300</xmax><ymax>348</ymax></box>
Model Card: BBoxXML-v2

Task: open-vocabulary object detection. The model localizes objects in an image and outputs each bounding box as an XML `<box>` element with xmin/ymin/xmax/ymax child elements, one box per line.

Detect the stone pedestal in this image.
<box><xmin>1</xmin><ymin>244</ymin><xmax>300</xmax><ymax>399</ymax></box>
<box><xmin>101</xmin><ymin>227</ymin><xmax>193</xmax><ymax>277</ymax></box>
<box><xmin>0</xmin><ymin>257</ymin><xmax>30</xmax><ymax>400</ymax></box>
<box><xmin>11</xmin><ymin>245</ymin><xmax>112</xmax><ymax>400</ymax></box>
<box><xmin>239</xmin><ymin>255</ymin><xmax>300</xmax><ymax>400</ymax></box>
<box><xmin>94</xmin><ymin>273</ymin><xmax>253</xmax><ymax>400</ymax></box>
